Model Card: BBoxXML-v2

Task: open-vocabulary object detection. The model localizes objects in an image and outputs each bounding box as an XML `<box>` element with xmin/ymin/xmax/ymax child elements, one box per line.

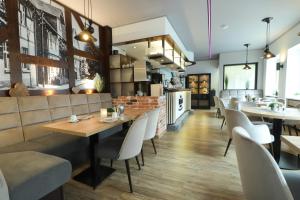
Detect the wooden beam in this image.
<box><xmin>6</xmin><ymin>0</ymin><xmax>22</xmax><ymax>84</ymax></box>
<box><xmin>73</xmin><ymin>49</ymin><xmax>100</xmax><ymax>61</ymax></box>
<box><xmin>65</xmin><ymin>8</ymin><xmax>75</xmax><ymax>88</ymax></box>
<box><xmin>19</xmin><ymin>54</ymin><xmax>68</xmax><ymax>68</ymax></box>
<box><xmin>100</xmin><ymin>26</ymin><xmax>112</xmax><ymax>92</ymax></box>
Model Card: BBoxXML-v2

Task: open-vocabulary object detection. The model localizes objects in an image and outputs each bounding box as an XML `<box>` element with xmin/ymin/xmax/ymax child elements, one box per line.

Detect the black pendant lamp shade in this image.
<box><xmin>262</xmin><ymin>17</ymin><xmax>275</xmax><ymax>59</ymax></box>
<box><xmin>74</xmin><ymin>0</ymin><xmax>97</xmax><ymax>43</ymax></box>
<box><xmin>243</xmin><ymin>43</ymin><xmax>251</xmax><ymax>70</ymax></box>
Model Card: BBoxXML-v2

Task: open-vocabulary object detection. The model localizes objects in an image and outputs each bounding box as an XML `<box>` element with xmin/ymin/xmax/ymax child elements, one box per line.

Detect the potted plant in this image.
<box><xmin>224</xmin><ymin>76</ymin><xmax>229</xmax><ymax>90</ymax></box>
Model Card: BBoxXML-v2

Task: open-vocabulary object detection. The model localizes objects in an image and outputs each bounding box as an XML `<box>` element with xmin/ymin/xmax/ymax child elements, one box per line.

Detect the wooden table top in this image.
<box><xmin>241</xmin><ymin>106</ymin><xmax>300</xmax><ymax>121</ymax></box>
<box><xmin>42</xmin><ymin>108</ymin><xmax>150</xmax><ymax>138</ymax></box>
<box><xmin>281</xmin><ymin>136</ymin><xmax>300</xmax><ymax>154</ymax></box>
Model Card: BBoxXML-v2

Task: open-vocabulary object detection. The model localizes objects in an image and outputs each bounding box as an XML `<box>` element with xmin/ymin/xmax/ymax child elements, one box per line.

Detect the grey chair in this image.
<box><xmin>141</xmin><ymin>108</ymin><xmax>160</xmax><ymax>166</ymax></box>
<box><xmin>224</xmin><ymin>109</ymin><xmax>274</xmax><ymax>157</ymax></box>
<box><xmin>233</xmin><ymin>127</ymin><xmax>294</xmax><ymax>200</ymax></box>
<box><xmin>213</xmin><ymin>96</ymin><xmax>221</xmax><ymax>118</ymax></box>
<box><xmin>96</xmin><ymin>114</ymin><xmax>148</xmax><ymax>193</ymax></box>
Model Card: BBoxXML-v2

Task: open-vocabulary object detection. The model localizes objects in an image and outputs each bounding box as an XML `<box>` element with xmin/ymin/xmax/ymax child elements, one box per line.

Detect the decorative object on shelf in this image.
<box><xmin>262</xmin><ymin>17</ymin><xmax>275</xmax><ymax>59</ymax></box>
<box><xmin>94</xmin><ymin>73</ymin><xmax>104</xmax><ymax>92</ymax></box>
<box><xmin>74</xmin><ymin>0</ymin><xmax>97</xmax><ymax>42</ymax></box>
<box><xmin>224</xmin><ymin>76</ymin><xmax>229</xmax><ymax>90</ymax></box>
<box><xmin>72</xmin><ymin>86</ymin><xmax>81</xmax><ymax>94</ymax></box>
<box><xmin>243</xmin><ymin>43</ymin><xmax>251</xmax><ymax>70</ymax></box>
<box><xmin>9</xmin><ymin>83</ymin><xmax>29</xmax><ymax>97</ymax></box>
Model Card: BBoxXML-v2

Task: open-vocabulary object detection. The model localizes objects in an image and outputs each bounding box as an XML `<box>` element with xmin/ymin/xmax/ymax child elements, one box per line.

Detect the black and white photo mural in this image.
<box><xmin>74</xmin><ymin>55</ymin><xmax>100</xmax><ymax>89</ymax></box>
<box><xmin>0</xmin><ymin>0</ymin><xmax>9</xmax><ymax>90</ymax></box>
<box><xmin>22</xmin><ymin>64</ymin><xmax>69</xmax><ymax>89</ymax></box>
<box><xmin>0</xmin><ymin>0</ymin><xmax>7</xmax><ymax>27</ymax></box>
<box><xmin>18</xmin><ymin>0</ymin><xmax>67</xmax><ymax>61</ymax></box>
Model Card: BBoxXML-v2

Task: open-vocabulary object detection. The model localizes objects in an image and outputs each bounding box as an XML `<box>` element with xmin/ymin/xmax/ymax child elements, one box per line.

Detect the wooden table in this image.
<box><xmin>241</xmin><ymin>106</ymin><xmax>300</xmax><ymax>169</ymax></box>
<box><xmin>42</xmin><ymin>109</ymin><xmax>149</xmax><ymax>188</ymax></box>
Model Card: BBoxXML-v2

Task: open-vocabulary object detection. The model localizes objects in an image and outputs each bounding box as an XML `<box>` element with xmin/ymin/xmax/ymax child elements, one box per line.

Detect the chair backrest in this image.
<box><xmin>69</xmin><ymin>94</ymin><xmax>89</xmax><ymax>115</ymax></box>
<box><xmin>219</xmin><ymin>98</ymin><xmax>226</xmax><ymax>116</ymax></box>
<box><xmin>224</xmin><ymin>109</ymin><xmax>253</xmax><ymax>138</ymax></box>
<box><xmin>47</xmin><ymin>95</ymin><xmax>72</xmax><ymax>121</ymax></box>
<box><xmin>229</xmin><ymin>97</ymin><xmax>240</xmax><ymax>110</ymax></box>
<box><xmin>118</xmin><ymin>114</ymin><xmax>148</xmax><ymax>160</ymax></box>
<box><xmin>233</xmin><ymin>127</ymin><xmax>294</xmax><ymax>200</ymax></box>
<box><xmin>144</xmin><ymin>108</ymin><xmax>160</xmax><ymax>141</ymax></box>
<box><xmin>213</xmin><ymin>96</ymin><xmax>219</xmax><ymax>108</ymax></box>
<box><xmin>87</xmin><ymin>93</ymin><xmax>101</xmax><ymax>113</ymax></box>
<box><xmin>0</xmin><ymin>169</ymin><xmax>9</xmax><ymax>200</ymax></box>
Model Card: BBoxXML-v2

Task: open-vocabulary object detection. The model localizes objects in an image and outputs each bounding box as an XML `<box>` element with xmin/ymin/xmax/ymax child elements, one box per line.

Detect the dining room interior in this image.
<box><xmin>1</xmin><ymin>0</ymin><xmax>300</xmax><ymax>200</ymax></box>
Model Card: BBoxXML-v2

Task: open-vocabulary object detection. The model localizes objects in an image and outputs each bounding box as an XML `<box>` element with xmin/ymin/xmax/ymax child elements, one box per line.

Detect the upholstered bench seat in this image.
<box><xmin>0</xmin><ymin>151</ymin><xmax>71</xmax><ymax>200</ymax></box>
<box><xmin>0</xmin><ymin>133</ymin><xmax>89</xmax><ymax>167</ymax></box>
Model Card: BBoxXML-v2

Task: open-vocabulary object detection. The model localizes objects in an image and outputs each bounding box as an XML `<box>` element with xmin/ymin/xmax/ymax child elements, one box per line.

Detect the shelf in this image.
<box><xmin>110</xmin><ymin>81</ymin><xmax>134</xmax><ymax>84</ymax></box>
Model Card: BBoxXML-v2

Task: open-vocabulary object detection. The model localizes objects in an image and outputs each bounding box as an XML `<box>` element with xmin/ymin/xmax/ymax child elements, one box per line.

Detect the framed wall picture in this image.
<box><xmin>18</xmin><ymin>0</ymin><xmax>67</xmax><ymax>61</ymax></box>
<box><xmin>22</xmin><ymin>64</ymin><xmax>69</xmax><ymax>90</ymax></box>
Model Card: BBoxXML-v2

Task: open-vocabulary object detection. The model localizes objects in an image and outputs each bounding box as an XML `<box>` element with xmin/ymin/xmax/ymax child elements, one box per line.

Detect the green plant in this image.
<box><xmin>94</xmin><ymin>73</ymin><xmax>104</xmax><ymax>93</ymax></box>
<box><xmin>224</xmin><ymin>76</ymin><xmax>229</xmax><ymax>89</ymax></box>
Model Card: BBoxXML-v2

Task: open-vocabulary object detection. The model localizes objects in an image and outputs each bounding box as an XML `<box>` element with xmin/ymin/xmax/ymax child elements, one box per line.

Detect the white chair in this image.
<box><xmin>232</xmin><ymin>127</ymin><xmax>294</xmax><ymax>200</ymax></box>
<box><xmin>219</xmin><ymin>98</ymin><xmax>227</xmax><ymax>129</ymax></box>
<box><xmin>96</xmin><ymin>114</ymin><xmax>148</xmax><ymax>192</ymax></box>
<box><xmin>223</xmin><ymin>109</ymin><xmax>274</xmax><ymax>156</ymax></box>
<box><xmin>213</xmin><ymin>96</ymin><xmax>221</xmax><ymax>118</ymax></box>
<box><xmin>141</xmin><ymin>108</ymin><xmax>160</xmax><ymax>166</ymax></box>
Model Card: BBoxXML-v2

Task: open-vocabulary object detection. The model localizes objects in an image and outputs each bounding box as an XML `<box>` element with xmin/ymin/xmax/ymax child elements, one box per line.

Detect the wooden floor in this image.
<box><xmin>64</xmin><ymin>110</ymin><xmax>245</xmax><ymax>200</ymax></box>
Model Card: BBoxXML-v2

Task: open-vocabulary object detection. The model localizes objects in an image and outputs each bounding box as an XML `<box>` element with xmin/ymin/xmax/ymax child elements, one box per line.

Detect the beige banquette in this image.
<box><xmin>0</xmin><ymin>93</ymin><xmax>113</xmax><ymax>166</ymax></box>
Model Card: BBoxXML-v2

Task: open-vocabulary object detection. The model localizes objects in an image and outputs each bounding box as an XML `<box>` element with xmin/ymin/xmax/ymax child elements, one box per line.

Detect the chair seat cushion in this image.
<box><xmin>96</xmin><ymin>137</ymin><xmax>124</xmax><ymax>160</ymax></box>
<box><xmin>282</xmin><ymin>170</ymin><xmax>300</xmax><ymax>200</ymax></box>
<box><xmin>0</xmin><ymin>151</ymin><xmax>71</xmax><ymax>200</ymax></box>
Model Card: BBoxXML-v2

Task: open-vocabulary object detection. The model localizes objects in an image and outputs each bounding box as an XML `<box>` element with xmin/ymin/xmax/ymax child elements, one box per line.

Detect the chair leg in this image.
<box><xmin>221</xmin><ymin>118</ymin><xmax>225</xmax><ymax>129</ymax></box>
<box><xmin>110</xmin><ymin>159</ymin><xmax>113</xmax><ymax>168</ymax></box>
<box><xmin>224</xmin><ymin>138</ymin><xmax>232</xmax><ymax>157</ymax></box>
<box><xmin>125</xmin><ymin>160</ymin><xmax>133</xmax><ymax>193</ymax></box>
<box><xmin>294</xmin><ymin>125</ymin><xmax>299</xmax><ymax>136</ymax></box>
<box><xmin>269</xmin><ymin>143</ymin><xmax>274</xmax><ymax>156</ymax></box>
<box><xmin>151</xmin><ymin>139</ymin><xmax>157</xmax><ymax>154</ymax></box>
<box><xmin>141</xmin><ymin>147</ymin><xmax>145</xmax><ymax>166</ymax></box>
<box><xmin>288</xmin><ymin>126</ymin><xmax>292</xmax><ymax>136</ymax></box>
<box><xmin>135</xmin><ymin>156</ymin><xmax>141</xmax><ymax>170</ymax></box>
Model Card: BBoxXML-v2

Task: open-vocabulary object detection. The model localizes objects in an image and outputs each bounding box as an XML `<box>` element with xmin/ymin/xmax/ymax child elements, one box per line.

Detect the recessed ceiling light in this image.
<box><xmin>220</xmin><ymin>24</ymin><xmax>229</xmax><ymax>30</ymax></box>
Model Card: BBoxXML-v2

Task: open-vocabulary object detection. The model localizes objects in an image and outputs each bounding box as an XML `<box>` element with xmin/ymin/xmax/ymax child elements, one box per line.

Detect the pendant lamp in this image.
<box><xmin>74</xmin><ymin>0</ymin><xmax>97</xmax><ymax>43</ymax></box>
<box><xmin>262</xmin><ymin>17</ymin><xmax>275</xmax><ymax>59</ymax></box>
<box><xmin>243</xmin><ymin>44</ymin><xmax>251</xmax><ymax>70</ymax></box>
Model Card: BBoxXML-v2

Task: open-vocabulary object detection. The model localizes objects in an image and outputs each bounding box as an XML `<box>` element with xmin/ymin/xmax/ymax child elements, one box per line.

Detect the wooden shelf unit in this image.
<box><xmin>110</xmin><ymin>55</ymin><xmax>135</xmax><ymax>97</ymax></box>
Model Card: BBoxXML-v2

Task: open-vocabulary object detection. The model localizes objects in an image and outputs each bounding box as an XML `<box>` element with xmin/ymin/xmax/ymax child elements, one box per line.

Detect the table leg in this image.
<box><xmin>73</xmin><ymin>134</ymin><xmax>116</xmax><ymax>189</ymax></box>
<box><xmin>272</xmin><ymin>119</ymin><xmax>282</xmax><ymax>163</ymax></box>
<box><xmin>273</xmin><ymin>118</ymin><xmax>300</xmax><ymax>169</ymax></box>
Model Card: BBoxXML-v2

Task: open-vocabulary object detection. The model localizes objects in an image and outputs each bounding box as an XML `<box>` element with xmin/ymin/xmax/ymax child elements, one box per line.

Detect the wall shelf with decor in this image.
<box><xmin>109</xmin><ymin>54</ymin><xmax>135</xmax><ymax>97</ymax></box>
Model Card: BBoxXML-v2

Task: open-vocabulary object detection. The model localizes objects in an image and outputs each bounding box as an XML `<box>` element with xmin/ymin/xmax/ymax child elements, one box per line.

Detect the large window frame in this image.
<box><xmin>223</xmin><ymin>62</ymin><xmax>258</xmax><ymax>90</ymax></box>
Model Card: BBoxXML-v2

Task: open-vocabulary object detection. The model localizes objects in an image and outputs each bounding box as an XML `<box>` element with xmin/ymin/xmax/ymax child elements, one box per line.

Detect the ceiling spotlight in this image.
<box><xmin>220</xmin><ymin>24</ymin><xmax>229</xmax><ymax>30</ymax></box>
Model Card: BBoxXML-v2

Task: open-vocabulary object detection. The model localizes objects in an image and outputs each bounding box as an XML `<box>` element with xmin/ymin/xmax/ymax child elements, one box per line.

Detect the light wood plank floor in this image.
<box><xmin>64</xmin><ymin>110</ymin><xmax>245</xmax><ymax>200</ymax></box>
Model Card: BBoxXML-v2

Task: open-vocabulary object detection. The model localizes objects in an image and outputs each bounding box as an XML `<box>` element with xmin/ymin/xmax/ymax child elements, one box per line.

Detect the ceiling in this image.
<box><xmin>57</xmin><ymin>0</ymin><xmax>300</xmax><ymax>60</ymax></box>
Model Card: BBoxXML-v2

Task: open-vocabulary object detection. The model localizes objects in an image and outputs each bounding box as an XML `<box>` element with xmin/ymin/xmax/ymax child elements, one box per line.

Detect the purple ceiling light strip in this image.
<box><xmin>207</xmin><ymin>0</ymin><xmax>212</xmax><ymax>58</ymax></box>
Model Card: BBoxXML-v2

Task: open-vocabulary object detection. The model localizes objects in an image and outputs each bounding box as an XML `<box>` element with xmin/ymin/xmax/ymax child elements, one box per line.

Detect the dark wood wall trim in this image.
<box><xmin>0</xmin><ymin>0</ymin><xmax>112</xmax><ymax>96</ymax></box>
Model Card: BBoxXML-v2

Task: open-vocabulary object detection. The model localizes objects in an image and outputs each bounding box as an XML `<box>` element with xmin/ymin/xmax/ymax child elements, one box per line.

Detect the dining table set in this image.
<box><xmin>228</xmin><ymin>97</ymin><xmax>300</xmax><ymax>169</ymax></box>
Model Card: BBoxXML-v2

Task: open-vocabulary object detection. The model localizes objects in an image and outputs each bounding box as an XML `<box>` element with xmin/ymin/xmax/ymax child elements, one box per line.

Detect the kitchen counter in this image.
<box><xmin>166</xmin><ymin>90</ymin><xmax>191</xmax><ymax>127</ymax></box>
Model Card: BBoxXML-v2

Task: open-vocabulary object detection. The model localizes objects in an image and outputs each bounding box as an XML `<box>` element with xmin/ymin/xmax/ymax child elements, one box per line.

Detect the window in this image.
<box><xmin>286</xmin><ymin>43</ymin><xmax>300</xmax><ymax>99</ymax></box>
<box><xmin>223</xmin><ymin>63</ymin><xmax>257</xmax><ymax>90</ymax></box>
<box><xmin>264</xmin><ymin>55</ymin><xmax>280</xmax><ymax>96</ymax></box>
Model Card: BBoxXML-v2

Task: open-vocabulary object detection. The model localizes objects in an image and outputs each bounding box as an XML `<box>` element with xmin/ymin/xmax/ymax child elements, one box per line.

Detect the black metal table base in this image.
<box><xmin>74</xmin><ymin>165</ymin><xmax>115</xmax><ymax>187</ymax></box>
<box><xmin>279</xmin><ymin>151</ymin><xmax>300</xmax><ymax>170</ymax></box>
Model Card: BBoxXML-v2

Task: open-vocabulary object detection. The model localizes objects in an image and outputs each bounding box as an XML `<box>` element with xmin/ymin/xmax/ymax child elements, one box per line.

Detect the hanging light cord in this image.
<box><xmin>207</xmin><ymin>0</ymin><xmax>212</xmax><ymax>58</ymax></box>
<box><xmin>246</xmin><ymin>45</ymin><xmax>248</xmax><ymax>64</ymax></box>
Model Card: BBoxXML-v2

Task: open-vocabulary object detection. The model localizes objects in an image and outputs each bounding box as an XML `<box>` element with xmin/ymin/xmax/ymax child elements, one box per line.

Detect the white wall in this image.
<box><xmin>218</xmin><ymin>49</ymin><xmax>265</xmax><ymax>94</ymax></box>
<box><xmin>185</xmin><ymin>60</ymin><xmax>219</xmax><ymax>94</ymax></box>
<box><xmin>269</xmin><ymin>22</ymin><xmax>300</xmax><ymax>98</ymax></box>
